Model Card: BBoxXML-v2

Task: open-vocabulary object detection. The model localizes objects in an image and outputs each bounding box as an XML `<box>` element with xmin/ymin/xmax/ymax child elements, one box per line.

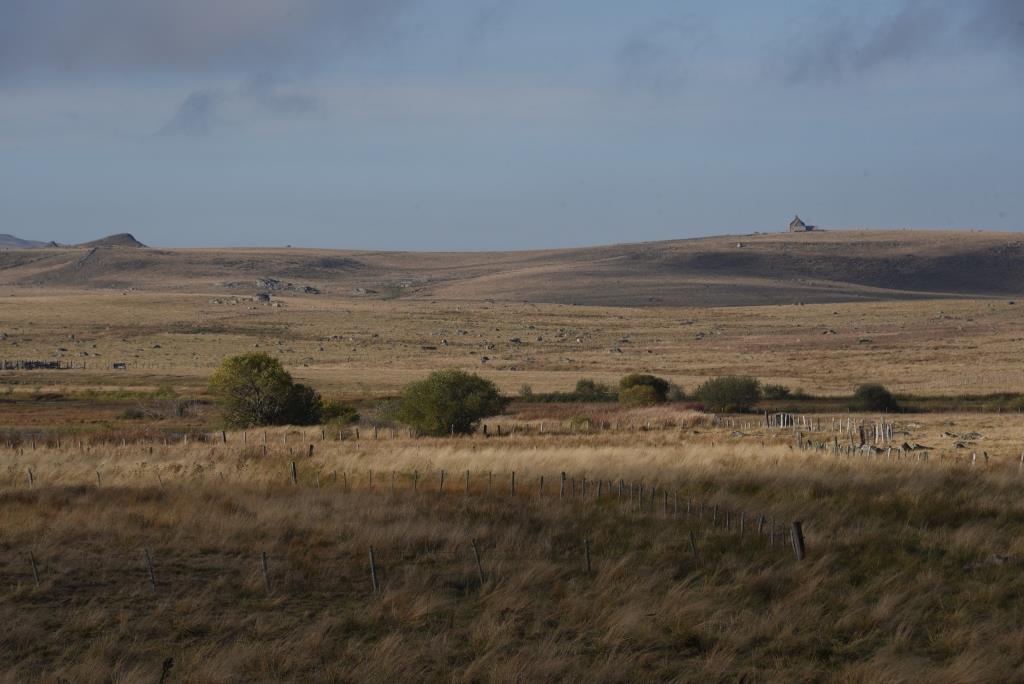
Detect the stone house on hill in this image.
<box><xmin>789</xmin><ymin>215</ymin><xmax>816</xmax><ymax>232</ymax></box>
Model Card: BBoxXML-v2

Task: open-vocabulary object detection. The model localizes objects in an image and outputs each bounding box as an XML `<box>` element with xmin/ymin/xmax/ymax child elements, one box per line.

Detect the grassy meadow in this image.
<box><xmin>3</xmin><ymin>289</ymin><xmax>1024</xmax><ymax>681</ymax></box>
<box><xmin>3</xmin><ymin>421</ymin><xmax>1024</xmax><ymax>682</ymax></box>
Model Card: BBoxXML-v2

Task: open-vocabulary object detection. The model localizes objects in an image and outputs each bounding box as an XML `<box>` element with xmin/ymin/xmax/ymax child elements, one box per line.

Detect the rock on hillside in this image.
<box><xmin>76</xmin><ymin>233</ymin><xmax>147</xmax><ymax>248</ymax></box>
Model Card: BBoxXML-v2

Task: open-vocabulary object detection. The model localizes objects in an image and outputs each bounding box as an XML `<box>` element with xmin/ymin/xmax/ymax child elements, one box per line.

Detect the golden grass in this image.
<box><xmin>3</xmin><ymin>423</ymin><xmax>1024</xmax><ymax>681</ymax></box>
<box><xmin>2</xmin><ymin>289</ymin><xmax>1024</xmax><ymax>401</ymax></box>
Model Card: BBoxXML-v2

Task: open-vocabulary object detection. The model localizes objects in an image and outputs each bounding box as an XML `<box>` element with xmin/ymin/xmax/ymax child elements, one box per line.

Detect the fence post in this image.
<box><xmin>791</xmin><ymin>521</ymin><xmax>806</xmax><ymax>560</ymax></box>
<box><xmin>290</xmin><ymin>461</ymin><xmax>298</xmax><ymax>485</ymax></box>
<box><xmin>369</xmin><ymin>546</ymin><xmax>380</xmax><ymax>593</ymax></box>
<box><xmin>261</xmin><ymin>552</ymin><xmax>271</xmax><ymax>592</ymax></box>
<box><xmin>471</xmin><ymin>539</ymin><xmax>485</xmax><ymax>585</ymax></box>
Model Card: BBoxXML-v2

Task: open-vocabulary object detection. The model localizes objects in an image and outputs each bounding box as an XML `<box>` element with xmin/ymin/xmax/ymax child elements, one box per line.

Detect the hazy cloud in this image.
<box><xmin>159</xmin><ymin>75</ymin><xmax>322</xmax><ymax>136</ymax></box>
<box><xmin>0</xmin><ymin>0</ymin><xmax>415</xmax><ymax>79</ymax></box>
<box><xmin>781</xmin><ymin>0</ymin><xmax>1024</xmax><ymax>83</ymax></box>
<box><xmin>160</xmin><ymin>90</ymin><xmax>224</xmax><ymax>136</ymax></box>
<box><xmin>616</xmin><ymin>18</ymin><xmax>703</xmax><ymax>94</ymax></box>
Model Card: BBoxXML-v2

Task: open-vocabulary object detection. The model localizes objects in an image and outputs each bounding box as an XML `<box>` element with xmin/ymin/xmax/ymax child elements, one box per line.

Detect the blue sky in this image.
<box><xmin>1</xmin><ymin>0</ymin><xmax>1022</xmax><ymax>249</ymax></box>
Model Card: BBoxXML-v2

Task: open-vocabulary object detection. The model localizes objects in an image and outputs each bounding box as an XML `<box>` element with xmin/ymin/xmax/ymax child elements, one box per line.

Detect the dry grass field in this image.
<box><xmin>3</xmin><ymin>235</ymin><xmax>1024</xmax><ymax>681</ymax></box>
<box><xmin>1</xmin><ymin>288</ymin><xmax>1023</xmax><ymax>416</ymax></box>
<box><xmin>3</xmin><ymin>417</ymin><xmax>1024</xmax><ymax>682</ymax></box>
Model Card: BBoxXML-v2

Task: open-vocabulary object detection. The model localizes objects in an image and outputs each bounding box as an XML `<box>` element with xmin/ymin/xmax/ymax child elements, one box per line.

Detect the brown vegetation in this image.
<box><xmin>2</xmin><ymin>423</ymin><xmax>1024</xmax><ymax>681</ymax></box>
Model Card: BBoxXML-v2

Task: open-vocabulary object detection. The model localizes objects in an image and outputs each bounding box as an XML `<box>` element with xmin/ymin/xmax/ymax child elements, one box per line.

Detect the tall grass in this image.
<box><xmin>2</xmin><ymin>428</ymin><xmax>1024</xmax><ymax>681</ymax></box>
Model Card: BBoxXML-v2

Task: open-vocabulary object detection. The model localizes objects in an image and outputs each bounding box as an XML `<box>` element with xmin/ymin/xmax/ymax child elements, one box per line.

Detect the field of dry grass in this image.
<box><xmin>2</xmin><ymin>288</ymin><xmax>1023</xmax><ymax>411</ymax></box>
<box><xmin>4</xmin><ymin>268</ymin><xmax>1024</xmax><ymax>681</ymax></box>
<box><xmin>3</xmin><ymin>420</ymin><xmax>1024</xmax><ymax>682</ymax></box>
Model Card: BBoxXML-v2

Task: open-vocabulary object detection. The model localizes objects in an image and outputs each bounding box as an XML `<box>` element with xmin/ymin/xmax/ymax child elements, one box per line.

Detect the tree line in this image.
<box><xmin>208</xmin><ymin>353</ymin><xmax>900</xmax><ymax>435</ymax></box>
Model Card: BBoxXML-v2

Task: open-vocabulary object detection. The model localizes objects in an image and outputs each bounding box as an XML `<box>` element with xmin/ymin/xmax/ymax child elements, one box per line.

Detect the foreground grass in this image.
<box><xmin>2</xmin><ymin>431</ymin><xmax>1024</xmax><ymax>682</ymax></box>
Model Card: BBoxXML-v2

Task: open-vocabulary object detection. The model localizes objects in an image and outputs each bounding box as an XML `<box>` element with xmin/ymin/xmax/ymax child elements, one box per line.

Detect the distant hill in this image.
<box><xmin>1</xmin><ymin>229</ymin><xmax>1023</xmax><ymax>306</ymax></box>
<box><xmin>0</xmin><ymin>234</ymin><xmax>50</xmax><ymax>248</ymax></box>
<box><xmin>76</xmin><ymin>233</ymin><xmax>147</xmax><ymax>248</ymax></box>
<box><xmin>0</xmin><ymin>232</ymin><xmax>146</xmax><ymax>249</ymax></box>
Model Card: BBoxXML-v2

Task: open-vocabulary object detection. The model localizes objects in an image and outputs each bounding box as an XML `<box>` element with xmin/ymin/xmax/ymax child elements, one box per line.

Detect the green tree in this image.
<box><xmin>575</xmin><ymin>378</ymin><xmax>612</xmax><ymax>400</ymax></box>
<box><xmin>851</xmin><ymin>384</ymin><xmax>899</xmax><ymax>412</ymax></box>
<box><xmin>696</xmin><ymin>376</ymin><xmax>761</xmax><ymax>413</ymax></box>
<box><xmin>619</xmin><ymin>373</ymin><xmax>670</xmax><ymax>404</ymax></box>
<box><xmin>208</xmin><ymin>353</ymin><xmax>322</xmax><ymax>427</ymax></box>
<box><xmin>619</xmin><ymin>384</ymin><xmax>661</xmax><ymax>407</ymax></box>
<box><xmin>279</xmin><ymin>383</ymin><xmax>324</xmax><ymax>426</ymax></box>
<box><xmin>396</xmin><ymin>369</ymin><xmax>508</xmax><ymax>436</ymax></box>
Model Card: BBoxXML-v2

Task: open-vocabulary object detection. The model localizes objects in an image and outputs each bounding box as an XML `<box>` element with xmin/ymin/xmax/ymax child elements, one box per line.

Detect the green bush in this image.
<box><xmin>696</xmin><ymin>376</ymin><xmax>761</xmax><ymax>412</ymax></box>
<box><xmin>619</xmin><ymin>384</ymin><xmax>662</xmax><ymax>407</ymax></box>
<box><xmin>208</xmin><ymin>353</ymin><xmax>323</xmax><ymax>428</ymax></box>
<box><xmin>395</xmin><ymin>369</ymin><xmax>508</xmax><ymax>436</ymax></box>
<box><xmin>322</xmin><ymin>400</ymin><xmax>359</xmax><ymax>425</ymax></box>
<box><xmin>575</xmin><ymin>378</ymin><xmax>613</xmax><ymax>401</ymax></box>
<box><xmin>851</xmin><ymin>384</ymin><xmax>900</xmax><ymax>412</ymax></box>
<box><xmin>762</xmin><ymin>384</ymin><xmax>792</xmax><ymax>400</ymax></box>
<box><xmin>619</xmin><ymin>374</ymin><xmax>670</xmax><ymax>404</ymax></box>
<box><xmin>279</xmin><ymin>383</ymin><xmax>323</xmax><ymax>426</ymax></box>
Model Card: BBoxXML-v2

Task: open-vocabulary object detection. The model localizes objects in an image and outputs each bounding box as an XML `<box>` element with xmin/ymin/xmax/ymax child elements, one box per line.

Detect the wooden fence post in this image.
<box><xmin>261</xmin><ymin>552</ymin><xmax>271</xmax><ymax>592</ymax></box>
<box><xmin>471</xmin><ymin>538</ymin><xmax>485</xmax><ymax>585</ymax></box>
<box><xmin>290</xmin><ymin>461</ymin><xmax>298</xmax><ymax>485</ymax></box>
<box><xmin>369</xmin><ymin>546</ymin><xmax>380</xmax><ymax>593</ymax></box>
<box><xmin>791</xmin><ymin>521</ymin><xmax>806</xmax><ymax>560</ymax></box>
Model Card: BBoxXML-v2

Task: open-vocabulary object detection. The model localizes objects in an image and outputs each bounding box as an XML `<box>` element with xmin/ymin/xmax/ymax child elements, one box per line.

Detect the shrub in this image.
<box><xmin>208</xmin><ymin>353</ymin><xmax>323</xmax><ymax>428</ymax></box>
<box><xmin>279</xmin><ymin>383</ymin><xmax>324</xmax><ymax>426</ymax></box>
<box><xmin>120</xmin><ymin>407</ymin><xmax>146</xmax><ymax>420</ymax></box>
<box><xmin>575</xmin><ymin>378</ymin><xmax>613</xmax><ymax>401</ymax></box>
<box><xmin>395</xmin><ymin>369</ymin><xmax>508</xmax><ymax>436</ymax></box>
<box><xmin>851</xmin><ymin>384</ymin><xmax>900</xmax><ymax>412</ymax></box>
<box><xmin>518</xmin><ymin>384</ymin><xmax>534</xmax><ymax>400</ymax></box>
<box><xmin>568</xmin><ymin>415</ymin><xmax>593</xmax><ymax>431</ymax></box>
<box><xmin>696</xmin><ymin>376</ymin><xmax>761</xmax><ymax>412</ymax></box>
<box><xmin>667</xmin><ymin>383</ymin><xmax>686</xmax><ymax>402</ymax></box>
<box><xmin>322</xmin><ymin>400</ymin><xmax>360</xmax><ymax>425</ymax></box>
<box><xmin>619</xmin><ymin>385</ymin><xmax>662</xmax><ymax>407</ymax></box>
<box><xmin>762</xmin><ymin>384</ymin><xmax>792</xmax><ymax>400</ymax></box>
<box><xmin>619</xmin><ymin>374</ymin><xmax>670</xmax><ymax>404</ymax></box>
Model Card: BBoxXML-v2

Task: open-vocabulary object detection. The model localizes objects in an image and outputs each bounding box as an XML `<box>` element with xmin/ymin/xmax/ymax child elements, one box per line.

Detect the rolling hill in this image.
<box><xmin>0</xmin><ymin>234</ymin><xmax>51</xmax><ymax>248</ymax></box>
<box><xmin>0</xmin><ymin>229</ymin><xmax>1022</xmax><ymax>306</ymax></box>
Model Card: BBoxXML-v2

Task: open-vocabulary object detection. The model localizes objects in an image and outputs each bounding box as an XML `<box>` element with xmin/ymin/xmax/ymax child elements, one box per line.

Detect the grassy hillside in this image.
<box><xmin>1</xmin><ymin>230</ymin><xmax>1023</xmax><ymax>306</ymax></box>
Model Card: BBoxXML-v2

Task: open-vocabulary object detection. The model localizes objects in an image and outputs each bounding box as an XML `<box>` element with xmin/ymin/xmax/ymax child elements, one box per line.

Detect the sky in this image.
<box><xmin>1</xmin><ymin>0</ymin><xmax>1022</xmax><ymax>250</ymax></box>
